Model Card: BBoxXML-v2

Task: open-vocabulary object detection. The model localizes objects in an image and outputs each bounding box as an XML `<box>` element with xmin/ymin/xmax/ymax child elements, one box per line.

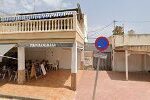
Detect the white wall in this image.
<box><xmin>25</xmin><ymin>47</ymin><xmax>72</xmax><ymax>69</ymax></box>
<box><xmin>145</xmin><ymin>55</ymin><xmax>150</xmax><ymax>71</ymax></box>
<box><xmin>47</xmin><ymin>48</ymin><xmax>72</xmax><ymax>69</ymax></box>
<box><xmin>25</xmin><ymin>48</ymin><xmax>46</xmax><ymax>61</ymax></box>
<box><xmin>113</xmin><ymin>52</ymin><xmax>146</xmax><ymax>72</ymax></box>
<box><xmin>113</xmin><ymin>52</ymin><xmax>125</xmax><ymax>71</ymax></box>
<box><xmin>128</xmin><ymin>54</ymin><xmax>143</xmax><ymax>71</ymax></box>
<box><xmin>83</xmin><ymin>15</ymin><xmax>88</xmax><ymax>42</ymax></box>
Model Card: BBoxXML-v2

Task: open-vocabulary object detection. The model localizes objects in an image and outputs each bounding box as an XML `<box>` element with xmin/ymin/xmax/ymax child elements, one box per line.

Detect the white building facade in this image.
<box><xmin>111</xmin><ymin>34</ymin><xmax>150</xmax><ymax>80</ymax></box>
<box><xmin>0</xmin><ymin>6</ymin><xmax>87</xmax><ymax>90</ymax></box>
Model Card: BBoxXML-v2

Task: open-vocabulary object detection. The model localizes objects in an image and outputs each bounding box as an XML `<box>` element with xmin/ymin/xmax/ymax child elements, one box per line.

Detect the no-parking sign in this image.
<box><xmin>95</xmin><ymin>36</ymin><xmax>109</xmax><ymax>52</ymax></box>
<box><xmin>93</xmin><ymin>36</ymin><xmax>109</xmax><ymax>100</ymax></box>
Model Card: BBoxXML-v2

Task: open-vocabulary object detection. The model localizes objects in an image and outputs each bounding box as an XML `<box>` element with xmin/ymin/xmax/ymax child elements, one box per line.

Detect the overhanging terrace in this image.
<box><xmin>112</xmin><ymin>34</ymin><xmax>150</xmax><ymax>50</ymax></box>
<box><xmin>0</xmin><ymin>7</ymin><xmax>84</xmax><ymax>38</ymax></box>
<box><xmin>111</xmin><ymin>34</ymin><xmax>150</xmax><ymax>81</ymax></box>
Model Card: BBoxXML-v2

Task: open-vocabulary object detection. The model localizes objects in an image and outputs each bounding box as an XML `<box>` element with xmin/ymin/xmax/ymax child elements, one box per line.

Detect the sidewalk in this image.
<box><xmin>76</xmin><ymin>71</ymin><xmax>150</xmax><ymax>100</ymax></box>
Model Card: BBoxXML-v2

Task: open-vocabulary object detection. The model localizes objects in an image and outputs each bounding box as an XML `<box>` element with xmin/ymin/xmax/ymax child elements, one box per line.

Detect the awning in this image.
<box><xmin>0</xmin><ymin>44</ymin><xmax>17</xmax><ymax>62</ymax></box>
<box><xmin>0</xmin><ymin>11</ymin><xmax>75</xmax><ymax>22</ymax></box>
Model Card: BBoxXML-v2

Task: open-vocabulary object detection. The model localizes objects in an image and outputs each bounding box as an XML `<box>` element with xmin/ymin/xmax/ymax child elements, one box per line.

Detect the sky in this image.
<box><xmin>0</xmin><ymin>0</ymin><xmax>150</xmax><ymax>42</ymax></box>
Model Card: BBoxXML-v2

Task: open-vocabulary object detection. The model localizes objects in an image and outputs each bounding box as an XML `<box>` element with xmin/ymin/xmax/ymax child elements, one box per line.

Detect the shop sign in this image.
<box><xmin>29</xmin><ymin>43</ymin><xmax>56</xmax><ymax>47</ymax></box>
<box><xmin>27</xmin><ymin>43</ymin><xmax>73</xmax><ymax>48</ymax></box>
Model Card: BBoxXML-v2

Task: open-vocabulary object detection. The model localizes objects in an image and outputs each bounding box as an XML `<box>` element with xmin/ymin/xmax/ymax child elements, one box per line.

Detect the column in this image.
<box><xmin>73</xmin><ymin>13</ymin><xmax>77</xmax><ymax>31</ymax></box>
<box><xmin>71</xmin><ymin>42</ymin><xmax>77</xmax><ymax>91</ymax></box>
<box><xmin>112</xmin><ymin>35</ymin><xmax>115</xmax><ymax>71</ymax></box>
<box><xmin>80</xmin><ymin>49</ymin><xmax>84</xmax><ymax>69</ymax></box>
<box><xmin>144</xmin><ymin>54</ymin><xmax>147</xmax><ymax>71</ymax></box>
<box><xmin>18</xmin><ymin>47</ymin><xmax>25</xmax><ymax>84</ymax></box>
<box><xmin>125</xmin><ymin>50</ymin><xmax>128</xmax><ymax>80</ymax></box>
<box><xmin>112</xmin><ymin>50</ymin><xmax>115</xmax><ymax>70</ymax></box>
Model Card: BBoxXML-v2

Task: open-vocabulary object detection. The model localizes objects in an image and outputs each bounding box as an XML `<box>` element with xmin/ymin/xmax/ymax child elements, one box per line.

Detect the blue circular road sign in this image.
<box><xmin>95</xmin><ymin>36</ymin><xmax>109</xmax><ymax>52</ymax></box>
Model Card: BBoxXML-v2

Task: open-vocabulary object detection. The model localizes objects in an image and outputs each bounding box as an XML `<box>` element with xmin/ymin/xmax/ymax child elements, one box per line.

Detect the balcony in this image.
<box><xmin>113</xmin><ymin>34</ymin><xmax>150</xmax><ymax>47</ymax></box>
<box><xmin>0</xmin><ymin>15</ymin><xmax>83</xmax><ymax>35</ymax></box>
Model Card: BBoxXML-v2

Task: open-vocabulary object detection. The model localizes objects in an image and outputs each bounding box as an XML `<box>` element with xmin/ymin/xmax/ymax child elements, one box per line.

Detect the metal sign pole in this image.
<box><xmin>92</xmin><ymin>56</ymin><xmax>100</xmax><ymax>100</ymax></box>
<box><xmin>93</xmin><ymin>36</ymin><xmax>109</xmax><ymax>100</ymax></box>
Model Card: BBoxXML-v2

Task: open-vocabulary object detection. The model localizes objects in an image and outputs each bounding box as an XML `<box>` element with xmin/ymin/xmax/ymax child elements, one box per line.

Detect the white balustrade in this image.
<box><xmin>0</xmin><ymin>17</ymin><xmax>76</xmax><ymax>33</ymax></box>
<box><xmin>113</xmin><ymin>34</ymin><xmax>150</xmax><ymax>47</ymax></box>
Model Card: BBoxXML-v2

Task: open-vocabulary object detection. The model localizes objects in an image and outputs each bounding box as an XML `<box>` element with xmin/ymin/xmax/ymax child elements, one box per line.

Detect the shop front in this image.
<box><xmin>0</xmin><ymin>6</ymin><xmax>86</xmax><ymax>91</ymax></box>
<box><xmin>0</xmin><ymin>41</ymin><xmax>84</xmax><ymax>90</ymax></box>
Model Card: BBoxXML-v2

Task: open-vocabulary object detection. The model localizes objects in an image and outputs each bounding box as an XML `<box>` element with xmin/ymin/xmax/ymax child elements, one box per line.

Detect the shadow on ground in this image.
<box><xmin>107</xmin><ymin>71</ymin><xmax>150</xmax><ymax>82</ymax></box>
<box><xmin>0</xmin><ymin>94</ymin><xmax>41</xmax><ymax>100</ymax></box>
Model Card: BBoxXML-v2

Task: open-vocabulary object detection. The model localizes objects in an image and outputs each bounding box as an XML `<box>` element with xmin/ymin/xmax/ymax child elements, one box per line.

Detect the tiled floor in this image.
<box><xmin>0</xmin><ymin>70</ymin><xmax>76</xmax><ymax>100</ymax></box>
<box><xmin>76</xmin><ymin>71</ymin><xmax>150</xmax><ymax>100</ymax></box>
<box><xmin>1</xmin><ymin>70</ymin><xmax>150</xmax><ymax>100</ymax></box>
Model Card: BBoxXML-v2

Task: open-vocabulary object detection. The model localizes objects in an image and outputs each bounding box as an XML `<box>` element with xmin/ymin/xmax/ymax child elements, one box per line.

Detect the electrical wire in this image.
<box><xmin>88</xmin><ymin>20</ymin><xmax>150</xmax><ymax>40</ymax></box>
<box><xmin>116</xmin><ymin>20</ymin><xmax>150</xmax><ymax>23</ymax></box>
<box><xmin>0</xmin><ymin>10</ymin><xmax>10</xmax><ymax>15</ymax></box>
<box><xmin>88</xmin><ymin>22</ymin><xmax>113</xmax><ymax>38</ymax></box>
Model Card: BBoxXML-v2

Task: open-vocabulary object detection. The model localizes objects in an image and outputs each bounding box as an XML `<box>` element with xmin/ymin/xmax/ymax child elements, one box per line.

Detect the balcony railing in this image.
<box><xmin>0</xmin><ymin>17</ymin><xmax>75</xmax><ymax>33</ymax></box>
<box><xmin>113</xmin><ymin>34</ymin><xmax>150</xmax><ymax>47</ymax></box>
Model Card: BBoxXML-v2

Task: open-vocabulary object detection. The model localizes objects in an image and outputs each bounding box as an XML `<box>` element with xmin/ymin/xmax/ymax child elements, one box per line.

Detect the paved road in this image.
<box><xmin>76</xmin><ymin>71</ymin><xmax>150</xmax><ymax>100</ymax></box>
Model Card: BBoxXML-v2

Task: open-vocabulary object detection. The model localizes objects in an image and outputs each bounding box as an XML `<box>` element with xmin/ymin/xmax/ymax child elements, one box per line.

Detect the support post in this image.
<box><xmin>144</xmin><ymin>54</ymin><xmax>147</xmax><ymax>71</ymax></box>
<box><xmin>73</xmin><ymin>13</ymin><xmax>77</xmax><ymax>31</ymax></box>
<box><xmin>71</xmin><ymin>42</ymin><xmax>77</xmax><ymax>90</ymax></box>
<box><xmin>80</xmin><ymin>49</ymin><xmax>84</xmax><ymax>69</ymax></box>
<box><xmin>125</xmin><ymin>50</ymin><xmax>128</xmax><ymax>80</ymax></box>
<box><xmin>112</xmin><ymin>50</ymin><xmax>115</xmax><ymax>70</ymax></box>
<box><xmin>112</xmin><ymin>35</ymin><xmax>115</xmax><ymax>71</ymax></box>
<box><xmin>18</xmin><ymin>47</ymin><xmax>25</xmax><ymax>84</ymax></box>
